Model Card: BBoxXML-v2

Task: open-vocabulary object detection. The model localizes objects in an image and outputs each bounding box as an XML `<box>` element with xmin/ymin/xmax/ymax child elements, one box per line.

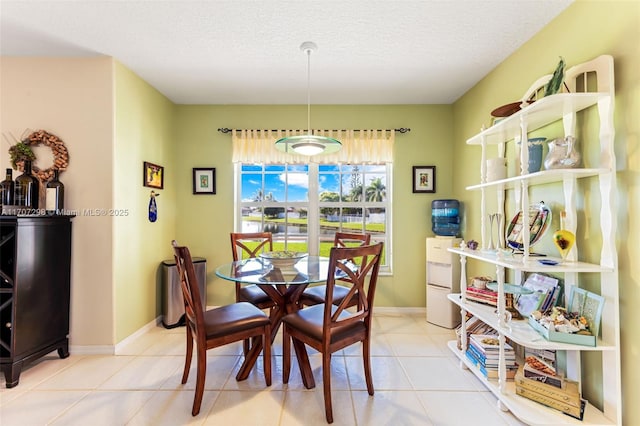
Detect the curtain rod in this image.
<box><xmin>217</xmin><ymin>127</ymin><xmax>410</xmax><ymax>134</ymax></box>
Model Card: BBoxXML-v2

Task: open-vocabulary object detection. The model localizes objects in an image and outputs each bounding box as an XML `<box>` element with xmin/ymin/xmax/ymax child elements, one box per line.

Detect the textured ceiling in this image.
<box><xmin>0</xmin><ymin>0</ymin><xmax>573</xmax><ymax>105</ymax></box>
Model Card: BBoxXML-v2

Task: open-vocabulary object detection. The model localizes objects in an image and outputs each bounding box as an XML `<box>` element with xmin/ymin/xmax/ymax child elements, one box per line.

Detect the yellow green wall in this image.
<box><xmin>172</xmin><ymin>105</ymin><xmax>454</xmax><ymax>307</ymax></box>
<box><xmin>113</xmin><ymin>62</ymin><xmax>178</xmax><ymax>342</ymax></box>
<box><xmin>452</xmin><ymin>1</ymin><xmax>639</xmax><ymax>423</ymax></box>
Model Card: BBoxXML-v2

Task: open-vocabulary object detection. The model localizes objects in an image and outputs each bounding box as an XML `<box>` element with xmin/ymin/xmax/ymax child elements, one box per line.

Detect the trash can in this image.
<box><xmin>161</xmin><ymin>257</ymin><xmax>206</xmax><ymax>328</ymax></box>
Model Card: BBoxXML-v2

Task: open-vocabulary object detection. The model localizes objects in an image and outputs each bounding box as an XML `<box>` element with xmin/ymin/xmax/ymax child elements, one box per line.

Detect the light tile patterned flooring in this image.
<box><xmin>0</xmin><ymin>311</ymin><xmax>526</xmax><ymax>425</ymax></box>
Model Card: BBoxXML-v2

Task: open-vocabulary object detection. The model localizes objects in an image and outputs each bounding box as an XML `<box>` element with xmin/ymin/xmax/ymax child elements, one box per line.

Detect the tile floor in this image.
<box><xmin>0</xmin><ymin>311</ymin><xmax>526</xmax><ymax>425</ymax></box>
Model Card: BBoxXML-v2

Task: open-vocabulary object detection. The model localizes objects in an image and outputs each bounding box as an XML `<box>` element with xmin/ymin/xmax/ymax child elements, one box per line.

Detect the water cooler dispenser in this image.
<box><xmin>431</xmin><ymin>199</ymin><xmax>460</xmax><ymax>237</ymax></box>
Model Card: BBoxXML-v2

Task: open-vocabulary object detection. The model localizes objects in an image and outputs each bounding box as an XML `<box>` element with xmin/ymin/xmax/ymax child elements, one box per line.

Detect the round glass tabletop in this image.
<box><xmin>215</xmin><ymin>256</ymin><xmax>331</xmax><ymax>285</ymax></box>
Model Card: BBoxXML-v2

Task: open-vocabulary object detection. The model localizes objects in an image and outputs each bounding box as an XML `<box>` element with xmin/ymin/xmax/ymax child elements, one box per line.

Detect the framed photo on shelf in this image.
<box><xmin>412</xmin><ymin>166</ymin><xmax>436</xmax><ymax>193</ymax></box>
<box><xmin>143</xmin><ymin>161</ymin><xmax>164</xmax><ymax>189</ymax></box>
<box><xmin>193</xmin><ymin>168</ymin><xmax>216</xmax><ymax>195</ymax></box>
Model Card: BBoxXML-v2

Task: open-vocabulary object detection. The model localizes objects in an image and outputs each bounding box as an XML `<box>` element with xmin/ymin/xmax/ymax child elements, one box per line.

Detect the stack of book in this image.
<box><xmin>515</xmin><ymin>357</ymin><xmax>586</xmax><ymax>420</ymax></box>
<box><xmin>465</xmin><ymin>334</ymin><xmax>518</xmax><ymax>379</ymax></box>
<box><xmin>455</xmin><ymin>315</ymin><xmax>495</xmax><ymax>350</ymax></box>
<box><xmin>465</xmin><ymin>286</ymin><xmax>498</xmax><ymax>307</ymax></box>
<box><xmin>522</xmin><ymin>348</ymin><xmax>560</xmax><ymax>386</ymax></box>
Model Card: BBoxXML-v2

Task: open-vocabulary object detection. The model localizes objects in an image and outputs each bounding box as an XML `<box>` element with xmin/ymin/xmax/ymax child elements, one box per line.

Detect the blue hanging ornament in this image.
<box><xmin>149</xmin><ymin>191</ymin><xmax>158</xmax><ymax>222</ymax></box>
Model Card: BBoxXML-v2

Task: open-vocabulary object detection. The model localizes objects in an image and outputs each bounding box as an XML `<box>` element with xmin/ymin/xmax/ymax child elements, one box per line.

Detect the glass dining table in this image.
<box><xmin>215</xmin><ymin>255</ymin><xmax>331</xmax><ymax>388</ymax></box>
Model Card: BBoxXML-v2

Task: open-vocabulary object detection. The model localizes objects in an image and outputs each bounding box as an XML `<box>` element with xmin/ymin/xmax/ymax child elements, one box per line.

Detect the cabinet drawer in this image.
<box><xmin>427</xmin><ymin>262</ymin><xmax>454</xmax><ymax>288</ymax></box>
<box><xmin>427</xmin><ymin>238</ymin><xmax>458</xmax><ymax>264</ymax></box>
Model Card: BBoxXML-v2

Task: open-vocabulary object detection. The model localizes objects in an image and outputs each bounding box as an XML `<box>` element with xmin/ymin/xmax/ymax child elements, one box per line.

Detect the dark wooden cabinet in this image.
<box><xmin>0</xmin><ymin>215</ymin><xmax>73</xmax><ymax>388</ymax></box>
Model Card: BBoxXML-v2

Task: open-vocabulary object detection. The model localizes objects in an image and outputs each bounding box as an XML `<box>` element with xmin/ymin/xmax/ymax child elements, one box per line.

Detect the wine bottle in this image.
<box><xmin>46</xmin><ymin>169</ymin><xmax>65</xmax><ymax>214</ymax></box>
<box><xmin>14</xmin><ymin>160</ymin><xmax>40</xmax><ymax>210</ymax></box>
<box><xmin>0</xmin><ymin>168</ymin><xmax>14</xmax><ymax>208</ymax></box>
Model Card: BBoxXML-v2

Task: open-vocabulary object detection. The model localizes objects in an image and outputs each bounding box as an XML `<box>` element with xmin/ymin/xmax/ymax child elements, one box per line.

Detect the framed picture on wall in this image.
<box><xmin>412</xmin><ymin>166</ymin><xmax>436</xmax><ymax>193</ymax></box>
<box><xmin>193</xmin><ymin>168</ymin><xmax>216</xmax><ymax>194</ymax></box>
<box><xmin>143</xmin><ymin>161</ymin><xmax>164</xmax><ymax>189</ymax></box>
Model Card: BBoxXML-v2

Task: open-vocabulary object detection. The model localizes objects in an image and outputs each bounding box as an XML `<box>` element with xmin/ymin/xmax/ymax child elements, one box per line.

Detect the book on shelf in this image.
<box><xmin>464</xmin><ymin>350</ymin><xmax>518</xmax><ymax>379</ymax></box>
<box><xmin>480</xmin><ymin>364</ymin><xmax>518</xmax><ymax>380</ymax></box>
<box><xmin>465</xmin><ymin>294</ymin><xmax>498</xmax><ymax>307</ymax></box>
<box><xmin>514</xmin><ymin>367</ymin><xmax>581</xmax><ymax>408</ymax></box>
<box><xmin>469</xmin><ymin>334</ymin><xmax>513</xmax><ymax>352</ymax></box>
<box><xmin>524</xmin><ymin>354</ymin><xmax>556</xmax><ymax>376</ymax></box>
<box><xmin>467</xmin><ymin>344</ymin><xmax>516</xmax><ymax>366</ymax></box>
<box><xmin>515</xmin><ymin>386</ymin><xmax>586</xmax><ymax>420</ymax></box>
<box><xmin>515</xmin><ymin>273</ymin><xmax>560</xmax><ymax>317</ymax></box>
<box><xmin>468</xmin><ymin>340</ymin><xmax>516</xmax><ymax>359</ymax></box>
<box><xmin>467</xmin><ymin>350</ymin><xmax>516</xmax><ymax>369</ymax></box>
<box><xmin>524</xmin><ymin>348</ymin><xmax>557</xmax><ymax>368</ymax></box>
<box><xmin>523</xmin><ymin>361</ymin><xmax>563</xmax><ymax>388</ymax></box>
<box><xmin>455</xmin><ymin>316</ymin><xmax>496</xmax><ymax>350</ymax></box>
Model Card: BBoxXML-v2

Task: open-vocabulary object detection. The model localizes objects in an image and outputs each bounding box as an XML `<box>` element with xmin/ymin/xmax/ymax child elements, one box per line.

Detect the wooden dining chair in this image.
<box><xmin>172</xmin><ymin>240</ymin><xmax>271</xmax><ymax>416</ymax></box>
<box><xmin>282</xmin><ymin>242</ymin><xmax>383</xmax><ymax>423</ymax></box>
<box><xmin>299</xmin><ymin>232</ymin><xmax>371</xmax><ymax>307</ymax></box>
<box><xmin>230</xmin><ymin>232</ymin><xmax>278</xmax><ymax>310</ymax></box>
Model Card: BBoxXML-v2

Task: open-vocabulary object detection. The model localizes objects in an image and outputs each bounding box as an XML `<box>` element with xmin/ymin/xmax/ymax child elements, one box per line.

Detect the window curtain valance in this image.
<box><xmin>231</xmin><ymin>129</ymin><xmax>394</xmax><ymax>164</ymax></box>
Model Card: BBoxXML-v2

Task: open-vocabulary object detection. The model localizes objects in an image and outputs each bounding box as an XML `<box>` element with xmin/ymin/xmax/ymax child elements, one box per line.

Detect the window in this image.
<box><xmin>236</xmin><ymin>163</ymin><xmax>391</xmax><ymax>271</ymax></box>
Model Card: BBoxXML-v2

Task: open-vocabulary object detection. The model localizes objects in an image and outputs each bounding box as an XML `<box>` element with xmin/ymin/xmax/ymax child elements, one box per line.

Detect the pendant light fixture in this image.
<box><xmin>275</xmin><ymin>41</ymin><xmax>341</xmax><ymax>156</ymax></box>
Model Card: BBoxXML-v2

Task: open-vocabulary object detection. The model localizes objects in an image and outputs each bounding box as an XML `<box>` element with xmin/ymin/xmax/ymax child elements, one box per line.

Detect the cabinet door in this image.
<box><xmin>14</xmin><ymin>219</ymin><xmax>71</xmax><ymax>357</ymax></box>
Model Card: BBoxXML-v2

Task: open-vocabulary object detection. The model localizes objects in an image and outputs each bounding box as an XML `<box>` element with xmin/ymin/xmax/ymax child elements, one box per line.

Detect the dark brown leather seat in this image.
<box><xmin>282</xmin><ymin>242</ymin><xmax>383</xmax><ymax>423</ymax></box>
<box><xmin>172</xmin><ymin>240</ymin><xmax>271</xmax><ymax>416</ymax></box>
<box><xmin>299</xmin><ymin>232</ymin><xmax>371</xmax><ymax>307</ymax></box>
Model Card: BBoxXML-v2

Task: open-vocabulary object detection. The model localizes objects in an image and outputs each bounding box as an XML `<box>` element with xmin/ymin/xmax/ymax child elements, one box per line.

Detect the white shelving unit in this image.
<box><xmin>448</xmin><ymin>55</ymin><xmax>620</xmax><ymax>425</ymax></box>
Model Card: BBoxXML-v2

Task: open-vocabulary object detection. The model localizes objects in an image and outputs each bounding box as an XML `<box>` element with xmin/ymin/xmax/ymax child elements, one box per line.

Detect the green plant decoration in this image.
<box><xmin>544</xmin><ymin>56</ymin><xmax>566</xmax><ymax>97</ymax></box>
<box><xmin>8</xmin><ymin>141</ymin><xmax>36</xmax><ymax>169</ymax></box>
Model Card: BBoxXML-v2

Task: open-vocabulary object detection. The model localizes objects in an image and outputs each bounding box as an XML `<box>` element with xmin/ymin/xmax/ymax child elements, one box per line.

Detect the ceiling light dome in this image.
<box><xmin>275</xmin><ymin>42</ymin><xmax>341</xmax><ymax>156</ymax></box>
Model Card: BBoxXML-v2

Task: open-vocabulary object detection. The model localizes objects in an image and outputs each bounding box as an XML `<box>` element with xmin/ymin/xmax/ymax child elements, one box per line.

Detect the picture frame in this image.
<box><xmin>143</xmin><ymin>161</ymin><xmax>164</xmax><ymax>189</ymax></box>
<box><xmin>193</xmin><ymin>168</ymin><xmax>216</xmax><ymax>195</ymax></box>
<box><xmin>412</xmin><ymin>166</ymin><xmax>436</xmax><ymax>193</ymax></box>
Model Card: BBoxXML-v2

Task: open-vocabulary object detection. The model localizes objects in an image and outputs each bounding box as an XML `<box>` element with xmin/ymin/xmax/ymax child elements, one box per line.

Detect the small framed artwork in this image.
<box><xmin>143</xmin><ymin>161</ymin><xmax>164</xmax><ymax>189</ymax></box>
<box><xmin>193</xmin><ymin>168</ymin><xmax>216</xmax><ymax>195</ymax></box>
<box><xmin>412</xmin><ymin>166</ymin><xmax>436</xmax><ymax>193</ymax></box>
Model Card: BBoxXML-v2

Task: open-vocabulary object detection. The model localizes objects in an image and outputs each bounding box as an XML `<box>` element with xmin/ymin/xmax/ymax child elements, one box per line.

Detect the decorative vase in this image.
<box><xmin>544</xmin><ymin>136</ymin><xmax>581</xmax><ymax>169</ymax></box>
<box><xmin>553</xmin><ymin>211</ymin><xmax>575</xmax><ymax>262</ymax></box>
<box><xmin>518</xmin><ymin>137</ymin><xmax>546</xmax><ymax>174</ymax></box>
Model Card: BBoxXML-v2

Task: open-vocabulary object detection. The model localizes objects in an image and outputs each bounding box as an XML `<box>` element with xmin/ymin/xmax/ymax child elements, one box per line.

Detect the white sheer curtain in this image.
<box><xmin>231</xmin><ymin>129</ymin><xmax>394</xmax><ymax>163</ymax></box>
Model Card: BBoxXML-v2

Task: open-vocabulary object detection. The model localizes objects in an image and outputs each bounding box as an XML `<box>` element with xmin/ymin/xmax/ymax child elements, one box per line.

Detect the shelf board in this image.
<box><xmin>466</xmin><ymin>168</ymin><xmax>609</xmax><ymax>191</ymax></box>
<box><xmin>448</xmin><ymin>293</ymin><xmax>615</xmax><ymax>351</ymax></box>
<box><xmin>467</xmin><ymin>93</ymin><xmax>609</xmax><ymax>146</ymax></box>
<box><xmin>447</xmin><ymin>248</ymin><xmax>612</xmax><ymax>273</ymax></box>
<box><xmin>447</xmin><ymin>341</ymin><xmax>616</xmax><ymax>425</ymax></box>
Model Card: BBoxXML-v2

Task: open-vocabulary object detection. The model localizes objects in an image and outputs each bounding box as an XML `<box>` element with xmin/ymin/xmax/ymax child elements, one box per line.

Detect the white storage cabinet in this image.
<box><xmin>425</xmin><ymin>237</ymin><xmax>461</xmax><ymax>328</ymax></box>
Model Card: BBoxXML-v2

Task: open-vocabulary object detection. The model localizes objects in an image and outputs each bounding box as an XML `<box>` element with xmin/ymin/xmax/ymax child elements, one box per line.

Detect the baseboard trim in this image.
<box><xmin>375</xmin><ymin>306</ymin><xmax>426</xmax><ymax>315</ymax></box>
<box><xmin>71</xmin><ymin>308</ymin><xmax>426</xmax><ymax>355</ymax></box>
<box><xmin>69</xmin><ymin>316</ymin><xmax>163</xmax><ymax>356</ymax></box>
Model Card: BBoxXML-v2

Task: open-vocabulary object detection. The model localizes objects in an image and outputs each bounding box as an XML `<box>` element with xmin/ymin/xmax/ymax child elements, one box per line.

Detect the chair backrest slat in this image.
<box><xmin>333</xmin><ymin>232</ymin><xmax>371</xmax><ymax>248</ymax></box>
<box><xmin>324</xmin><ymin>243</ymin><xmax>383</xmax><ymax>331</ymax></box>
<box><xmin>230</xmin><ymin>232</ymin><xmax>273</xmax><ymax>261</ymax></box>
<box><xmin>172</xmin><ymin>240</ymin><xmax>205</xmax><ymax>335</ymax></box>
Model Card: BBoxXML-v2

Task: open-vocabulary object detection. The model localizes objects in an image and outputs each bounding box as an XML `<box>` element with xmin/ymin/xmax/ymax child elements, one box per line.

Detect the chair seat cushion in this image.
<box><xmin>203</xmin><ymin>302</ymin><xmax>270</xmax><ymax>339</ymax></box>
<box><xmin>301</xmin><ymin>284</ymin><xmax>353</xmax><ymax>306</ymax></box>
<box><xmin>282</xmin><ymin>304</ymin><xmax>366</xmax><ymax>343</ymax></box>
<box><xmin>238</xmin><ymin>284</ymin><xmax>274</xmax><ymax>306</ymax></box>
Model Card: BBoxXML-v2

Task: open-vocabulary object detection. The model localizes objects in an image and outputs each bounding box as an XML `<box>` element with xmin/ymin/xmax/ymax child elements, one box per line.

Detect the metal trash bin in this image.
<box><xmin>161</xmin><ymin>257</ymin><xmax>206</xmax><ymax>328</ymax></box>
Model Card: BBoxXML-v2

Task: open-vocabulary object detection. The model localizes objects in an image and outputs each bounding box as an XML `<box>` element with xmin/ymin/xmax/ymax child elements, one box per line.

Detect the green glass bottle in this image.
<box><xmin>0</xmin><ymin>168</ymin><xmax>14</xmax><ymax>207</ymax></box>
<box><xmin>14</xmin><ymin>160</ymin><xmax>39</xmax><ymax>210</ymax></box>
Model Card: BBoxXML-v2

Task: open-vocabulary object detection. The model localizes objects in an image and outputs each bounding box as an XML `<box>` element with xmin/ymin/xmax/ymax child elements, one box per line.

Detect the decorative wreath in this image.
<box><xmin>15</xmin><ymin>130</ymin><xmax>69</xmax><ymax>182</ymax></box>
